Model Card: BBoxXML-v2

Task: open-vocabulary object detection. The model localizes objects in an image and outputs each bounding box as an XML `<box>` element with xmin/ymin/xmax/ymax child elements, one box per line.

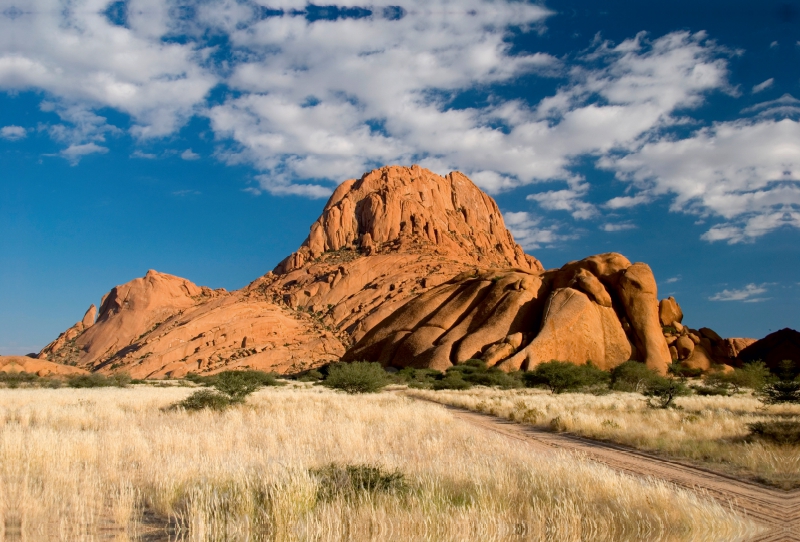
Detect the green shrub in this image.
<box><xmin>758</xmin><ymin>360</ymin><xmax>800</xmax><ymax>405</ymax></box>
<box><xmin>693</xmin><ymin>384</ymin><xmax>729</xmax><ymax>396</ymax></box>
<box><xmin>447</xmin><ymin>359</ymin><xmax>523</xmax><ymax>389</ymax></box>
<box><xmin>309</xmin><ymin>463</ymin><xmax>407</xmax><ymax>501</ymax></box>
<box><xmin>748</xmin><ymin>421</ymin><xmax>800</xmax><ymax>445</ymax></box>
<box><xmin>432</xmin><ymin>372</ymin><xmax>472</xmax><ymax>390</ymax></box>
<box><xmin>176</xmin><ymin>389</ymin><xmax>235</xmax><ymax>411</ymax></box>
<box><xmin>394</xmin><ymin>367</ymin><xmax>442</xmax><ymax>388</ymax></box>
<box><xmin>668</xmin><ymin>362</ymin><xmax>703</xmax><ymax>381</ymax></box>
<box><xmin>322</xmin><ymin>362</ymin><xmax>389</xmax><ymax>394</ymax></box>
<box><xmin>297</xmin><ymin>369</ymin><xmax>325</xmax><ymax>382</ymax></box>
<box><xmin>0</xmin><ymin>371</ymin><xmax>39</xmax><ymax>388</ymax></box>
<box><xmin>703</xmin><ymin>361</ymin><xmax>772</xmax><ymax>394</ymax></box>
<box><xmin>643</xmin><ymin>376</ymin><xmax>691</xmax><ymax>408</ymax></box>
<box><xmin>204</xmin><ymin>370</ymin><xmax>282</xmax><ymax>400</ymax></box>
<box><xmin>172</xmin><ymin>370</ymin><xmax>282</xmax><ymax>411</ymax></box>
<box><xmin>67</xmin><ymin>373</ymin><xmax>131</xmax><ymax>388</ymax></box>
<box><xmin>609</xmin><ymin>361</ymin><xmax>661</xmax><ymax>392</ymax></box>
<box><xmin>523</xmin><ymin>361</ymin><xmax>609</xmax><ymax>394</ymax></box>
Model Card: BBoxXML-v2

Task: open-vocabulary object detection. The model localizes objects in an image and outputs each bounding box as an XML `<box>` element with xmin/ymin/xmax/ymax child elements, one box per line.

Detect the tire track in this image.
<box><xmin>414</xmin><ymin>398</ymin><xmax>800</xmax><ymax>542</ymax></box>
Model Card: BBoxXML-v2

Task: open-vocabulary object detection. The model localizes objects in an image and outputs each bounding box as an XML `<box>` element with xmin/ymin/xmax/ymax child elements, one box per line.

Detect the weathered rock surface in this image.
<box><xmin>40</xmin><ymin>270</ymin><xmax>345</xmax><ymax>378</ymax></box>
<box><xmin>346</xmin><ymin>252</ymin><xmax>669</xmax><ymax>374</ymax></box>
<box><xmin>39</xmin><ymin>165</ymin><xmax>540</xmax><ymax>377</ymax></box>
<box><xmin>39</xmin><ymin>164</ymin><xmax>741</xmax><ymax>379</ymax></box>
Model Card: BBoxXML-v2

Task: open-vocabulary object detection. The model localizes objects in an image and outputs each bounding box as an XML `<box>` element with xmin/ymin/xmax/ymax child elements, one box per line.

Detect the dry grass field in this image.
<box><xmin>407</xmin><ymin>387</ymin><xmax>800</xmax><ymax>489</ymax></box>
<box><xmin>0</xmin><ymin>385</ymin><xmax>755</xmax><ymax>541</ymax></box>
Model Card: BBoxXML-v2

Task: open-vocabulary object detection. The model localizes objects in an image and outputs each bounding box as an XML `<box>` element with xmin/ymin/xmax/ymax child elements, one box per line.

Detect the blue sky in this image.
<box><xmin>1</xmin><ymin>0</ymin><xmax>798</xmax><ymax>354</ymax></box>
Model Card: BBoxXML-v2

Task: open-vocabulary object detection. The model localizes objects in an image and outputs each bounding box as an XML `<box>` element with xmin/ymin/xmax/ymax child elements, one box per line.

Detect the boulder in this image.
<box><xmin>615</xmin><ymin>263</ymin><xmax>671</xmax><ymax>374</ymax></box>
<box><xmin>659</xmin><ymin>296</ymin><xmax>683</xmax><ymax>327</ymax></box>
<box><xmin>683</xmin><ymin>343</ymin><xmax>714</xmax><ymax>372</ymax></box>
<box><xmin>675</xmin><ymin>335</ymin><xmax>695</xmax><ymax>360</ymax></box>
<box><xmin>669</xmin><ymin>345</ymin><xmax>678</xmax><ymax>360</ymax></box>
<box><xmin>81</xmin><ymin>304</ymin><xmax>97</xmax><ymax>328</ymax></box>
<box><xmin>699</xmin><ymin>327</ymin><xmax>723</xmax><ymax>342</ymax></box>
<box><xmin>497</xmin><ymin>287</ymin><xmax>630</xmax><ymax>372</ymax></box>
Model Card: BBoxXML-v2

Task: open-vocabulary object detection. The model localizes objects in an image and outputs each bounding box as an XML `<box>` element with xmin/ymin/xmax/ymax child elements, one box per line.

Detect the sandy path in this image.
<box><xmin>415</xmin><ymin>399</ymin><xmax>799</xmax><ymax>542</ymax></box>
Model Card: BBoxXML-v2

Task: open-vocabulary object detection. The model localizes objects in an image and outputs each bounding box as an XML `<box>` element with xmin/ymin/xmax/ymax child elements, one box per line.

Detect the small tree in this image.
<box><xmin>322</xmin><ymin>362</ymin><xmax>389</xmax><ymax>394</ymax></box>
<box><xmin>174</xmin><ymin>369</ymin><xmax>282</xmax><ymax>411</ymax></box>
<box><xmin>610</xmin><ymin>361</ymin><xmax>660</xmax><ymax>393</ymax></box>
<box><xmin>760</xmin><ymin>360</ymin><xmax>800</xmax><ymax>405</ymax></box>
<box><xmin>643</xmin><ymin>376</ymin><xmax>691</xmax><ymax>408</ymax></box>
<box><xmin>703</xmin><ymin>361</ymin><xmax>771</xmax><ymax>394</ymax></box>
<box><xmin>524</xmin><ymin>361</ymin><xmax>609</xmax><ymax>394</ymax></box>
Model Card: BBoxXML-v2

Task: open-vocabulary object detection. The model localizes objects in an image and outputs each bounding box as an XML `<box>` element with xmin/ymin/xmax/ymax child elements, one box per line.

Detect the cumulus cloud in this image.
<box><xmin>709</xmin><ymin>283</ymin><xmax>770</xmax><ymax>302</ymax></box>
<box><xmin>503</xmin><ymin>211</ymin><xmax>573</xmax><ymax>250</ymax></box>
<box><xmin>181</xmin><ymin>149</ymin><xmax>200</xmax><ymax>160</ymax></box>
<box><xmin>1</xmin><ymin>1</ymin><xmax>794</xmax><ymax>245</ymax></box>
<box><xmin>0</xmin><ymin>0</ymin><xmax>216</xmax><ymax>140</ymax></box>
<box><xmin>752</xmin><ymin>78</ymin><xmax>774</xmax><ymax>94</ymax></box>
<box><xmin>59</xmin><ymin>142</ymin><xmax>108</xmax><ymax>165</ymax></box>
<box><xmin>0</xmin><ymin>125</ymin><xmax>26</xmax><ymax>140</ymax></box>
<box><xmin>601</xmin><ymin>117</ymin><xmax>800</xmax><ymax>242</ymax></box>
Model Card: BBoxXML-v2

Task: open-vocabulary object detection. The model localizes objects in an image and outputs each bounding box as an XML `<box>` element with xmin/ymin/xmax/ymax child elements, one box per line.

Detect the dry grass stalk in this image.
<box><xmin>407</xmin><ymin>387</ymin><xmax>800</xmax><ymax>488</ymax></box>
<box><xmin>0</xmin><ymin>387</ymin><xmax>755</xmax><ymax>540</ymax></box>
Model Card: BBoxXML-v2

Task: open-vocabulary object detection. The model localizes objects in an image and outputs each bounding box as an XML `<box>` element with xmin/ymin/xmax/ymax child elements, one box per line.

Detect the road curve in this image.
<box><xmin>414</xmin><ymin>398</ymin><xmax>799</xmax><ymax>542</ymax></box>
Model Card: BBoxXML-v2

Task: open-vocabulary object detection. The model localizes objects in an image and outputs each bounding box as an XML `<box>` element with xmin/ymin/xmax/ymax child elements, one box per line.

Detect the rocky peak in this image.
<box><xmin>275</xmin><ymin>165</ymin><xmax>541</xmax><ymax>274</ymax></box>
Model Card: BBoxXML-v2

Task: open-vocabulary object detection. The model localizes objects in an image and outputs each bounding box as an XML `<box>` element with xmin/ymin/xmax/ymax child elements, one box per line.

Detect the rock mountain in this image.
<box><xmin>34</xmin><ymin>165</ymin><xmax>747</xmax><ymax>378</ymax></box>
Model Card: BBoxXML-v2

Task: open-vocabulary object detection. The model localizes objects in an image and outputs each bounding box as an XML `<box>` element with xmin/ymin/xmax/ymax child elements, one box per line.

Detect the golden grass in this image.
<box><xmin>0</xmin><ymin>386</ymin><xmax>755</xmax><ymax>541</ymax></box>
<box><xmin>407</xmin><ymin>387</ymin><xmax>800</xmax><ymax>489</ymax></box>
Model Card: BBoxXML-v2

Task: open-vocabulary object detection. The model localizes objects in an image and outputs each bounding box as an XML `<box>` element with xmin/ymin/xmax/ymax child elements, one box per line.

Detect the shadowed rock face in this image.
<box><xmin>739</xmin><ymin>328</ymin><xmax>800</xmax><ymax>373</ymax></box>
<box><xmin>345</xmin><ymin>253</ymin><xmax>673</xmax><ymax>375</ymax></box>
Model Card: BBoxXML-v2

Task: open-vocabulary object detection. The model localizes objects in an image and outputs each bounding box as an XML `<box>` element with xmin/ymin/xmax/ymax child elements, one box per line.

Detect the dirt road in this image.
<box><xmin>420</xmin><ymin>400</ymin><xmax>799</xmax><ymax>542</ymax></box>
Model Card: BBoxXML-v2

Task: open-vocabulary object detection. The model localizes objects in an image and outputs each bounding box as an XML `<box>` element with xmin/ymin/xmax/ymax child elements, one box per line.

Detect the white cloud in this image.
<box><xmin>709</xmin><ymin>283</ymin><xmax>770</xmax><ymax>302</ymax></box>
<box><xmin>665</xmin><ymin>275</ymin><xmax>681</xmax><ymax>284</ymax></box>
<box><xmin>0</xmin><ymin>125</ymin><xmax>26</xmax><ymax>140</ymax></box>
<box><xmin>59</xmin><ymin>142</ymin><xmax>108</xmax><ymax>165</ymax></box>
<box><xmin>131</xmin><ymin>149</ymin><xmax>157</xmax><ymax>159</ymax></box>
<box><xmin>526</xmin><ymin>182</ymin><xmax>597</xmax><ymax>219</ymax></box>
<box><xmin>601</xmin><ymin>222</ymin><xmax>636</xmax><ymax>232</ymax></box>
<box><xmin>503</xmin><ymin>211</ymin><xmax>573</xmax><ymax>250</ymax></box>
<box><xmin>741</xmin><ymin>93</ymin><xmax>800</xmax><ymax>118</ymax></box>
<box><xmin>752</xmin><ymin>78</ymin><xmax>774</xmax><ymax>94</ymax></box>
<box><xmin>600</xmin><ymin>117</ymin><xmax>800</xmax><ymax>242</ymax></box>
<box><xmin>0</xmin><ymin>0</ymin><xmax>216</xmax><ymax>142</ymax></box>
<box><xmin>181</xmin><ymin>149</ymin><xmax>200</xmax><ymax>160</ymax></box>
<box><xmin>770</xmin><ymin>41</ymin><xmax>779</xmax><ymax>49</ymax></box>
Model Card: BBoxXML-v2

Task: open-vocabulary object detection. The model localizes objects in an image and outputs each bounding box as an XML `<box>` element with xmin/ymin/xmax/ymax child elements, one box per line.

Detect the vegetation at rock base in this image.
<box><xmin>321</xmin><ymin>361</ymin><xmax>390</xmax><ymax>394</ymax></box>
<box><xmin>759</xmin><ymin>360</ymin><xmax>800</xmax><ymax>405</ymax></box>
<box><xmin>609</xmin><ymin>360</ymin><xmax>662</xmax><ymax>392</ymax></box>
<box><xmin>643</xmin><ymin>376</ymin><xmax>692</xmax><ymax>408</ymax></box>
<box><xmin>67</xmin><ymin>373</ymin><xmax>132</xmax><ymax>388</ymax></box>
<box><xmin>523</xmin><ymin>360</ymin><xmax>609</xmax><ymax>394</ymax></box>
<box><xmin>0</xmin><ymin>371</ymin><xmax>62</xmax><ymax>389</ymax></box>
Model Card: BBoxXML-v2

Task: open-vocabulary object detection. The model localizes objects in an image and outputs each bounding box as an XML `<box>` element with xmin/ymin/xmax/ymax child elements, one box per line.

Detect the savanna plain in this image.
<box><xmin>0</xmin><ymin>383</ymin><xmax>760</xmax><ymax>542</ymax></box>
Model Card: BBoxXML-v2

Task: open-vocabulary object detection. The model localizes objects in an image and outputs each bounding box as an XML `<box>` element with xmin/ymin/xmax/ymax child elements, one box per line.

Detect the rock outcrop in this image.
<box><xmin>739</xmin><ymin>328</ymin><xmax>800</xmax><ymax>373</ymax></box>
<box><xmin>39</xmin><ymin>164</ymin><xmax>740</xmax><ymax>379</ymax></box>
<box><xmin>345</xmin><ymin>253</ymin><xmax>672</xmax><ymax>374</ymax></box>
<box><xmin>0</xmin><ymin>356</ymin><xmax>87</xmax><ymax>377</ymax></box>
<box><xmin>39</xmin><ymin>165</ymin><xmax>539</xmax><ymax>378</ymax></box>
<box><xmin>40</xmin><ymin>270</ymin><xmax>345</xmax><ymax>378</ymax></box>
